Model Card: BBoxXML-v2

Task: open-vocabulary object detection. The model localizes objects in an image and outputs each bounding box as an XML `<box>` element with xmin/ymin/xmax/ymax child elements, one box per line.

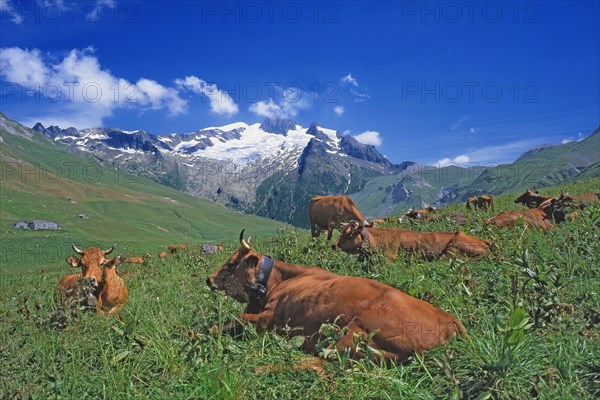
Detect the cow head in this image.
<box><xmin>66</xmin><ymin>243</ymin><xmax>116</xmax><ymax>288</ymax></box>
<box><xmin>332</xmin><ymin>220</ymin><xmax>365</xmax><ymax>254</ymax></box>
<box><xmin>404</xmin><ymin>209</ymin><xmax>422</xmax><ymax>220</ymax></box>
<box><xmin>102</xmin><ymin>256</ymin><xmax>122</xmax><ymax>273</ymax></box>
<box><xmin>206</xmin><ymin>230</ymin><xmax>262</xmax><ymax>303</ymax></box>
<box><xmin>514</xmin><ymin>188</ymin><xmax>539</xmax><ymax>205</ymax></box>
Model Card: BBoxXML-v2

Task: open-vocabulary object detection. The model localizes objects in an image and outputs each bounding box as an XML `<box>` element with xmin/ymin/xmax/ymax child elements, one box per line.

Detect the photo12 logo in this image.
<box><xmin>400</xmin><ymin>1</ymin><xmax>540</xmax><ymax>24</ymax></box>
<box><xmin>200</xmin><ymin>1</ymin><xmax>340</xmax><ymax>23</ymax></box>
<box><xmin>401</xmin><ymin>81</ymin><xmax>540</xmax><ymax>104</ymax></box>
<box><xmin>1</xmin><ymin>1</ymin><xmax>140</xmax><ymax>24</ymax></box>
<box><xmin>0</xmin><ymin>161</ymin><xmax>138</xmax><ymax>185</ymax></box>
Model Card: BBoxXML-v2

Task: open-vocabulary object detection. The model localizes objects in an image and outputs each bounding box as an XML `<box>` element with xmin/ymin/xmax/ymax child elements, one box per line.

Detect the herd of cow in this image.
<box><xmin>56</xmin><ymin>189</ymin><xmax>598</xmax><ymax>366</ymax></box>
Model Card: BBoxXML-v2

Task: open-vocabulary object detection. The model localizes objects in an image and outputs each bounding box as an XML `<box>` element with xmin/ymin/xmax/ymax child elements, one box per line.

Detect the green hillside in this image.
<box><xmin>352</xmin><ymin>165</ymin><xmax>486</xmax><ymax>218</ymax></box>
<box><xmin>0</xmin><ymin>117</ymin><xmax>292</xmax><ymax>268</ymax></box>
<box><xmin>1</xmin><ymin>177</ymin><xmax>598</xmax><ymax>398</ymax></box>
<box><xmin>352</xmin><ymin>128</ymin><xmax>599</xmax><ymax>219</ymax></box>
<box><xmin>455</xmin><ymin>127</ymin><xmax>599</xmax><ymax>198</ymax></box>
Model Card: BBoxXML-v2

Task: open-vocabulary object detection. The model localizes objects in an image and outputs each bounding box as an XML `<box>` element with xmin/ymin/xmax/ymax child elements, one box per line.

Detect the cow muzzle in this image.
<box><xmin>206</xmin><ymin>277</ymin><xmax>218</xmax><ymax>292</ymax></box>
<box><xmin>84</xmin><ymin>277</ymin><xmax>98</xmax><ymax>288</ymax></box>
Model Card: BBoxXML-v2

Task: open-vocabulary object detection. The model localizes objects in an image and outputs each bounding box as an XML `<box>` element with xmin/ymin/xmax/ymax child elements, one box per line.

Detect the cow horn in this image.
<box><xmin>71</xmin><ymin>243</ymin><xmax>84</xmax><ymax>255</ymax></box>
<box><xmin>103</xmin><ymin>243</ymin><xmax>116</xmax><ymax>255</ymax></box>
<box><xmin>239</xmin><ymin>230</ymin><xmax>251</xmax><ymax>250</ymax></box>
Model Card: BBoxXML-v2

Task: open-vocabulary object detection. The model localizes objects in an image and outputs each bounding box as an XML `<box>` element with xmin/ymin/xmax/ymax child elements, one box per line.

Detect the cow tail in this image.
<box><xmin>465</xmin><ymin>201</ymin><xmax>470</xmax><ymax>210</ymax></box>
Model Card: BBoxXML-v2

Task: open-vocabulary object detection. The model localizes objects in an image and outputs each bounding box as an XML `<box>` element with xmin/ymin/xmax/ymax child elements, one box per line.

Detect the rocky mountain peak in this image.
<box><xmin>259</xmin><ymin>117</ymin><xmax>298</xmax><ymax>136</ymax></box>
<box><xmin>340</xmin><ymin>135</ymin><xmax>391</xmax><ymax>165</ymax></box>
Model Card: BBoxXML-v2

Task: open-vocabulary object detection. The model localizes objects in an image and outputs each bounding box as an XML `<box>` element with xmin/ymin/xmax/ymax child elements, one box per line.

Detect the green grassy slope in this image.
<box><xmin>352</xmin><ymin>128</ymin><xmax>598</xmax><ymax>218</ymax></box>
<box><xmin>0</xmin><ymin>120</ymin><xmax>292</xmax><ymax>268</ymax></box>
<box><xmin>455</xmin><ymin>127</ymin><xmax>599</xmax><ymax>198</ymax></box>
<box><xmin>0</xmin><ymin>178</ymin><xmax>598</xmax><ymax>398</ymax></box>
<box><xmin>352</xmin><ymin>165</ymin><xmax>485</xmax><ymax>218</ymax></box>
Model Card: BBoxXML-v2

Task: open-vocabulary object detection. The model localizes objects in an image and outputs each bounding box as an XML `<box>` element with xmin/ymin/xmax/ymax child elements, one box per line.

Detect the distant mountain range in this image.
<box><xmin>5</xmin><ymin>113</ymin><xmax>599</xmax><ymax>227</ymax></box>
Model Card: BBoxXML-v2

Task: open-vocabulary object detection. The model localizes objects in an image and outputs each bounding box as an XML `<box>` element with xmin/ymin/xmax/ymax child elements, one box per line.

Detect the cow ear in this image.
<box><xmin>66</xmin><ymin>256</ymin><xmax>79</xmax><ymax>267</ymax></box>
<box><xmin>245</xmin><ymin>255</ymin><xmax>260</xmax><ymax>270</ymax></box>
<box><xmin>103</xmin><ymin>257</ymin><xmax>121</xmax><ymax>268</ymax></box>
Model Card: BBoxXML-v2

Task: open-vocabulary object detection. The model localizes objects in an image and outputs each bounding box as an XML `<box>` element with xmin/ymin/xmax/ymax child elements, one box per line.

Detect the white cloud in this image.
<box><xmin>449</xmin><ymin>115</ymin><xmax>472</xmax><ymax>131</ymax></box>
<box><xmin>469</xmin><ymin>127</ymin><xmax>480</xmax><ymax>134</ymax></box>
<box><xmin>0</xmin><ymin>46</ymin><xmax>188</xmax><ymax>128</ymax></box>
<box><xmin>436</xmin><ymin>139</ymin><xmax>545</xmax><ymax>166</ymax></box>
<box><xmin>333</xmin><ymin>105</ymin><xmax>344</xmax><ymax>116</ymax></box>
<box><xmin>86</xmin><ymin>0</ymin><xmax>116</xmax><ymax>21</ymax></box>
<box><xmin>248</xmin><ymin>86</ymin><xmax>309</xmax><ymax>119</ymax></box>
<box><xmin>0</xmin><ymin>47</ymin><xmax>48</xmax><ymax>84</ymax></box>
<box><xmin>176</xmin><ymin>75</ymin><xmax>238</xmax><ymax>116</ymax></box>
<box><xmin>342</xmin><ymin>73</ymin><xmax>359</xmax><ymax>87</ymax></box>
<box><xmin>341</xmin><ymin>73</ymin><xmax>370</xmax><ymax>102</ymax></box>
<box><xmin>437</xmin><ymin>155</ymin><xmax>471</xmax><ymax>167</ymax></box>
<box><xmin>349</xmin><ymin>88</ymin><xmax>370</xmax><ymax>103</ymax></box>
<box><xmin>561</xmin><ymin>132</ymin><xmax>584</xmax><ymax>144</ymax></box>
<box><xmin>0</xmin><ymin>0</ymin><xmax>23</xmax><ymax>24</ymax></box>
<box><xmin>249</xmin><ymin>99</ymin><xmax>284</xmax><ymax>119</ymax></box>
<box><xmin>353</xmin><ymin>130</ymin><xmax>382</xmax><ymax>146</ymax></box>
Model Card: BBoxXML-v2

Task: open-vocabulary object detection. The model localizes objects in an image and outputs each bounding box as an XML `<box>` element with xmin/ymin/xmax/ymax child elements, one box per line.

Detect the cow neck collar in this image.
<box><xmin>251</xmin><ymin>256</ymin><xmax>274</xmax><ymax>296</ymax></box>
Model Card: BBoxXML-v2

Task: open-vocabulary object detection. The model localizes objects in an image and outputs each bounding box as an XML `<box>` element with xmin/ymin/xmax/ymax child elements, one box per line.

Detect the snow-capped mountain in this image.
<box><xmin>32</xmin><ymin>117</ymin><xmax>396</xmax><ymax>226</ymax></box>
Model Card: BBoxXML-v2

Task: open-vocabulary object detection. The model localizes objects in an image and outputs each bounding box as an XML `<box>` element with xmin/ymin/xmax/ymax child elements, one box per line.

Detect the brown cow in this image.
<box><xmin>57</xmin><ymin>244</ymin><xmax>128</xmax><ymax>314</ymax></box>
<box><xmin>466</xmin><ymin>195</ymin><xmax>494</xmax><ymax>210</ymax></box>
<box><xmin>514</xmin><ymin>188</ymin><xmax>553</xmax><ymax>208</ymax></box>
<box><xmin>168</xmin><ymin>244</ymin><xmax>187</xmax><ymax>253</ymax></box>
<box><xmin>484</xmin><ymin>198</ymin><xmax>560</xmax><ymax>231</ymax></box>
<box><xmin>206</xmin><ymin>231</ymin><xmax>466</xmax><ymax>364</ymax></box>
<box><xmin>158</xmin><ymin>251</ymin><xmax>168</xmax><ymax>258</ymax></box>
<box><xmin>400</xmin><ymin>207</ymin><xmax>436</xmax><ymax>221</ymax></box>
<box><xmin>333</xmin><ymin>221</ymin><xmax>490</xmax><ymax>261</ymax></box>
<box><xmin>401</xmin><ymin>209</ymin><xmax>466</xmax><ymax>226</ymax></box>
<box><xmin>309</xmin><ymin>196</ymin><xmax>370</xmax><ymax>240</ymax></box>
<box><xmin>124</xmin><ymin>256</ymin><xmax>144</xmax><ymax>264</ymax></box>
<box><xmin>574</xmin><ymin>192</ymin><xmax>600</xmax><ymax>202</ymax></box>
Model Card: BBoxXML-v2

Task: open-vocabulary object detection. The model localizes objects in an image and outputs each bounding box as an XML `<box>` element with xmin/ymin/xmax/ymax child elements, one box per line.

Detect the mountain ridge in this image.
<box><xmin>9</xmin><ymin>113</ymin><xmax>600</xmax><ymax>225</ymax></box>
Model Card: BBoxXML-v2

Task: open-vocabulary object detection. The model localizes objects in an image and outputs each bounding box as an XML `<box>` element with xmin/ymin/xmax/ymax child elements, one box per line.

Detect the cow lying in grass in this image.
<box><xmin>514</xmin><ymin>188</ymin><xmax>553</xmax><ymax>208</ymax></box>
<box><xmin>206</xmin><ymin>231</ymin><xmax>466</xmax><ymax>365</ymax></box>
<box><xmin>57</xmin><ymin>244</ymin><xmax>128</xmax><ymax>314</ymax></box>
<box><xmin>400</xmin><ymin>208</ymin><xmax>467</xmax><ymax>226</ymax></box>
<box><xmin>333</xmin><ymin>221</ymin><xmax>491</xmax><ymax>261</ymax></box>
<box><xmin>486</xmin><ymin>194</ymin><xmax>576</xmax><ymax>231</ymax></box>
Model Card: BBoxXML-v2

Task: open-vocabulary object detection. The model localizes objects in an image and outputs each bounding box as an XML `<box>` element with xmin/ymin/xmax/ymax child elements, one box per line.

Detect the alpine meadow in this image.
<box><xmin>1</xmin><ymin>1</ymin><xmax>599</xmax><ymax>399</ymax></box>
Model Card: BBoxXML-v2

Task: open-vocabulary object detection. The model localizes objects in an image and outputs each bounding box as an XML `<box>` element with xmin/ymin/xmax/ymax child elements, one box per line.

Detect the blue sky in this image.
<box><xmin>1</xmin><ymin>0</ymin><xmax>598</xmax><ymax>166</ymax></box>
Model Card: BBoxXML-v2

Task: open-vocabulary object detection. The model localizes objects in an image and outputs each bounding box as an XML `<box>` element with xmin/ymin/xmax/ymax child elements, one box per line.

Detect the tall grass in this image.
<box><xmin>1</xmin><ymin>181</ymin><xmax>598</xmax><ymax>399</ymax></box>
